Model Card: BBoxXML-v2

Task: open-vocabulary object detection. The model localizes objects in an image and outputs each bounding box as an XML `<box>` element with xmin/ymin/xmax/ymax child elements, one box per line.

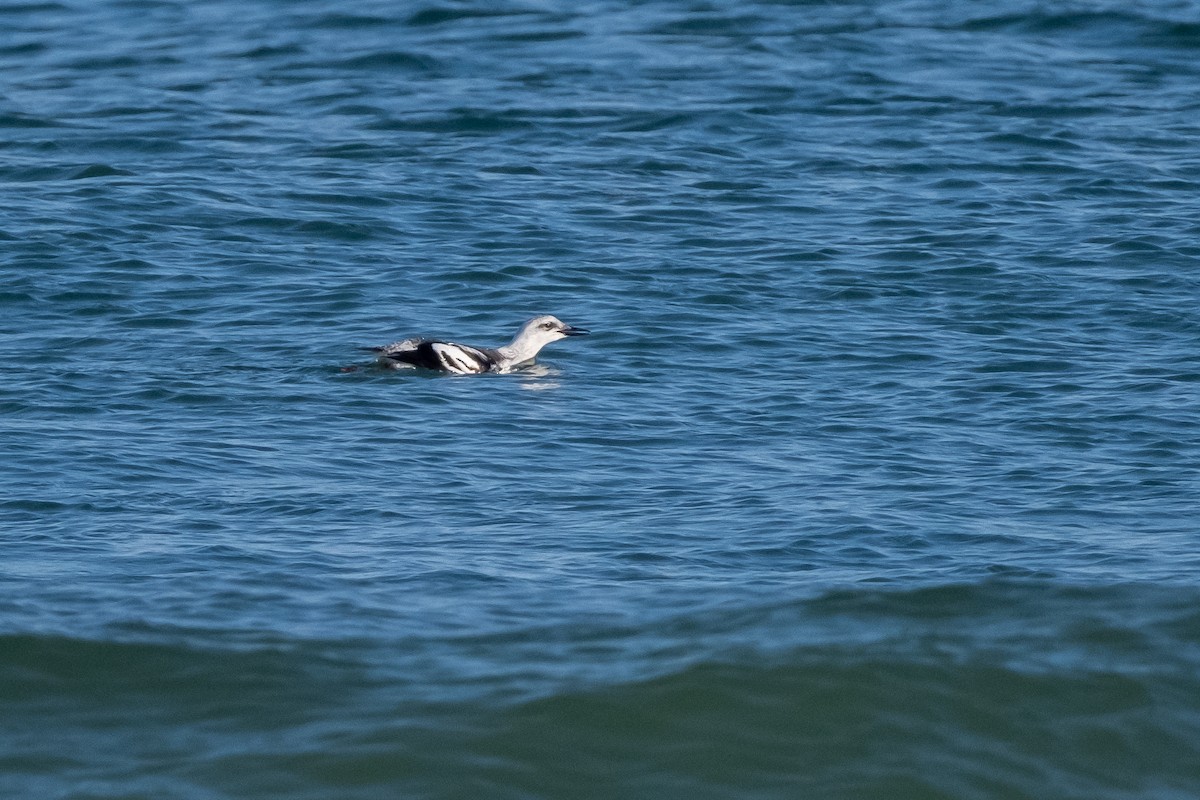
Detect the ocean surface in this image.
<box><xmin>3</xmin><ymin>0</ymin><xmax>1200</xmax><ymax>797</ymax></box>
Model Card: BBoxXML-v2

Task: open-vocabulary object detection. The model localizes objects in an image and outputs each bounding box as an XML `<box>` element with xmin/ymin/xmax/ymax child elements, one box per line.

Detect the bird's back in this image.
<box><xmin>377</xmin><ymin>338</ymin><xmax>498</xmax><ymax>374</ymax></box>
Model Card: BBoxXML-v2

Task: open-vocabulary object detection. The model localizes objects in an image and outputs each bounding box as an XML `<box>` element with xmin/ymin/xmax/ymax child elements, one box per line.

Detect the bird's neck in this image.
<box><xmin>496</xmin><ymin>333</ymin><xmax>543</xmax><ymax>366</ymax></box>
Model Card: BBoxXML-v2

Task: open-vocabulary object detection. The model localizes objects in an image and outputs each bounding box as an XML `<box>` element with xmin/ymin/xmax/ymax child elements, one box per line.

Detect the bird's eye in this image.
<box><xmin>541</xmin><ymin>322</ymin><xmax>554</xmax><ymax>330</ymax></box>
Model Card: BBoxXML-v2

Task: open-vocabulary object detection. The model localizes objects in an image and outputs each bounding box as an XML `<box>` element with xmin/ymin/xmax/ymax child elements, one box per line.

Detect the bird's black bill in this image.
<box><xmin>563</xmin><ymin>326</ymin><xmax>590</xmax><ymax>336</ymax></box>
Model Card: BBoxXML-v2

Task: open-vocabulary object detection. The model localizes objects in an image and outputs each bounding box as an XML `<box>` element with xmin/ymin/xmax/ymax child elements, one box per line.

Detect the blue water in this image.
<box><xmin>4</xmin><ymin>1</ymin><xmax>1200</xmax><ymax>797</ymax></box>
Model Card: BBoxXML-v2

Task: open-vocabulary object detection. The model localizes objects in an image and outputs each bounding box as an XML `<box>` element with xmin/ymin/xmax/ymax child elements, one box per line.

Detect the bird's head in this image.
<box><xmin>518</xmin><ymin>315</ymin><xmax>590</xmax><ymax>346</ymax></box>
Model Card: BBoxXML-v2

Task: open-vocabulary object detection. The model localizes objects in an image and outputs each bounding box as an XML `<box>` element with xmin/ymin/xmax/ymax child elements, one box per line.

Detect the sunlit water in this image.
<box><xmin>3</xmin><ymin>1</ymin><xmax>1200</xmax><ymax>797</ymax></box>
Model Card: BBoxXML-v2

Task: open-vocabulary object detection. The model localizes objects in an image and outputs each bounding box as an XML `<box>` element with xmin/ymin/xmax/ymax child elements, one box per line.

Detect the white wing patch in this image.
<box><xmin>431</xmin><ymin>343</ymin><xmax>489</xmax><ymax>373</ymax></box>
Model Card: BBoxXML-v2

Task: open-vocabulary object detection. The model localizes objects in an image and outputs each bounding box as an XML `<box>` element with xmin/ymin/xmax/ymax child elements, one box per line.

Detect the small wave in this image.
<box><xmin>3</xmin><ymin>581</ymin><xmax>1199</xmax><ymax>797</ymax></box>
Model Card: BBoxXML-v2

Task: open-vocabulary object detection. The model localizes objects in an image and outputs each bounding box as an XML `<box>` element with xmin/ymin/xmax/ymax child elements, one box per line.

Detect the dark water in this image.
<box><xmin>4</xmin><ymin>1</ymin><xmax>1200</xmax><ymax>797</ymax></box>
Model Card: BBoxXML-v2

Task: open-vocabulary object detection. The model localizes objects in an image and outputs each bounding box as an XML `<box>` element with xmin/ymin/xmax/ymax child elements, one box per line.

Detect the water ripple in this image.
<box><xmin>4</xmin><ymin>0</ymin><xmax>1200</xmax><ymax>796</ymax></box>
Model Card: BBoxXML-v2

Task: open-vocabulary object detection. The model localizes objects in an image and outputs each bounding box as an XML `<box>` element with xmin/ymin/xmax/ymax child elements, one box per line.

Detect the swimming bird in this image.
<box><xmin>363</xmin><ymin>315</ymin><xmax>589</xmax><ymax>374</ymax></box>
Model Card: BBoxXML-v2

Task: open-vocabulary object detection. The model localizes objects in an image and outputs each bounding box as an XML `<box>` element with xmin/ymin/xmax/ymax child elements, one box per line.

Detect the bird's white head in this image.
<box><xmin>518</xmin><ymin>315</ymin><xmax>589</xmax><ymax>346</ymax></box>
<box><xmin>502</xmin><ymin>315</ymin><xmax>589</xmax><ymax>364</ymax></box>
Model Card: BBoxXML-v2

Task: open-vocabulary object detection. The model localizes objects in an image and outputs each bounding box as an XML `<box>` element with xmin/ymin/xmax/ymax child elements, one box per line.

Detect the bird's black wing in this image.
<box><xmin>386</xmin><ymin>341</ymin><xmax>495</xmax><ymax>373</ymax></box>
